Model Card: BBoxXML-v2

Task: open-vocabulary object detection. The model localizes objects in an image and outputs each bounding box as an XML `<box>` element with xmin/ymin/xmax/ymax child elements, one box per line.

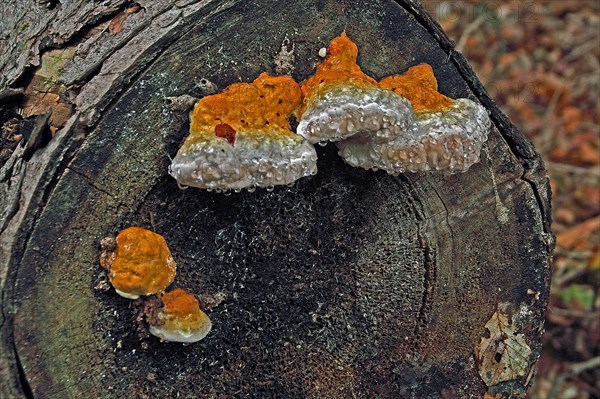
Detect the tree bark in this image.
<box><xmin>0</xmin><ymin>1</ymin><xmax>553</xmax><ymax>398</ymax></box>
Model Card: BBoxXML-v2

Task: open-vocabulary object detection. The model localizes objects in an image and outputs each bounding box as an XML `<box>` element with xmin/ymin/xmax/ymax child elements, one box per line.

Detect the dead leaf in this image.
<box><xmin>108</xmin><ymin>3</ymin><xmax>142</xmax><ymax>34</ymax></box>
<box><xmin>108</xmin><ymin>12</ymin><xmax>127</xmax><ymax>34</ymax></box>
<box><xmin>475</xmin><ymin>308</ymin><xmax>532</xmax><ymax>387</ymax></box>
<box><xmin>576</xmin><ymin>142</ymin><xmax>600</xmax><ymax>165</ymax></box>
<box><xmin>556</xmin><ymin>216</ymin><xmax>600</xmax><ymax>249</ymax></box>
<box><xmin>588</xmin><ymin>247</ymin><xmax>600</xmax><ymax>270</ymax></box>
<box><xmin>554</xmin><ymin>208</ymin><xmax>576</xmax><ymax>225</ymax></box>
<box><xmin>21</xmin><ymin>48</ymin><xmax>75</xmax><ymax>128</ymax></box>
<box><xmin>561</xmin><ymin>106</ymin><xmax>583</xmax><ymax>133</ymax></box>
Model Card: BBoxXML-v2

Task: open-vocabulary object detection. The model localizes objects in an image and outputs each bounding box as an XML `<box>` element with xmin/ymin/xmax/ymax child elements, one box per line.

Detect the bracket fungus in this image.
<box><xmin>338</xmin><ymin>63</ymin><xmax>491</xmax><ymax>173</ymax></box>
<box><xmin>297</xmin><ymin>33</ymin><xmax>414</xmax><ymax>145</ymax></box>
<box><xmin>170</xmin><ymin>34</ymin><xmax>491</xmax><ymax>193</ymax></box>
<box><xmin>169</xmin><ymin>73</ymin><xmax>317</xmax><ymax>192</ymax></box>
<box><xmin>148</xmin><ymin>288</ymin><xmax>212</xmax><ymax>343</ymax></box>
<box><xmin>377</xmin><ymin>64</ymin><xmax>491</xmax><ymax>172</ymax></box>
<box><xmin>100</xmin><ymin>227</ymin><xmax>176</xmax><ymax>299</ymax></box>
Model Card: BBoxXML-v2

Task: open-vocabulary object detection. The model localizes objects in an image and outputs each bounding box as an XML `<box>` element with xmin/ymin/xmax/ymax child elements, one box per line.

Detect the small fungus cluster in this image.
<box><xmin>169</xmin><ymin>32</ymin><xmax>490</xmax><ymax>191</ymax></box>
<box><xmin>100</xmin><ymin>227</ymin><xmax>212</xmax><ymax>343</ymax></box>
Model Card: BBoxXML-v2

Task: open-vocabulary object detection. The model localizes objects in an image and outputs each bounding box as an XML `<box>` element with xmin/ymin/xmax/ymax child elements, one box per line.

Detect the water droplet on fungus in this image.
<box><xmin>338</xmin><ymin>63</ymin><xmax>490</xmax><ymax>174</ymax></box>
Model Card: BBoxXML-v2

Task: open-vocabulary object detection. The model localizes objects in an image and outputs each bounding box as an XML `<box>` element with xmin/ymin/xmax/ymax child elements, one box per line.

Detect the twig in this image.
<box><xmin>538</xmin><ymin>90</ymin><xmax>562</xmax><ymax>155</ymax></box>
<box><xmin>546</xmin><ymin>162</ymin><xmax>600</xmax><ymax>176</ymax></box>
<box><xmin>546</xmin><ymin>161</ymin><xmax>600</xmax><ymax>186</ymax></box>
<box><xmin>553</xmin><ymin>248</ymin><xmax>594</xmax><ymax>260</ymax></box>
<box><xmin>565</xmin><ymin>38</ymin><xmax>600</xmax><ymax>62</ymax></box>
<box><xmin>553</xmin><ymin>266</ymin><xmax>587</xmax><ymax>287</ymax></box>
<box><xmin>0</xmin><ymin>88</ymin><xmax>24</xmax><ymax>105</ymax></box>
<box><xmin>547</xmin><ymin>356</ymin><xmax>600</xmax><ymax>399</ymax></box>
<box><xmin>584</xmin><ymin>53</ymin><xmax>600</xmax><ymax>73</ymax></box>
<box><xmin>549</xmin><ymin>307</ymin><xmax>600</xmax><ymax>320</ymax></box>
<box><xmin>456</xmin><ymin>15</ymin><xmax>486</xmax><ymax>53</ymax></box>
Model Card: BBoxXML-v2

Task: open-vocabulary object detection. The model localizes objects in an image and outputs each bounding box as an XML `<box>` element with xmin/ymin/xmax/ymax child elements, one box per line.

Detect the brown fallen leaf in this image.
<box><xmin>127</xmin><ymin>4</ymin><xmax>141</xmax><ymax>14</ymax></box>
<box><xmin>475</xmin><ymin>307</ymin><xmax>532</xmax><ymax>387</ymax></box>
<box><xmin>108</xmin><ymin>3</ymin><xmax>142</xmax><ymax>34</ymax></box>
<box><xmin>556</xmin><ymin>216</ymin><xmax>600</xmax><ymax>250</ymax></box>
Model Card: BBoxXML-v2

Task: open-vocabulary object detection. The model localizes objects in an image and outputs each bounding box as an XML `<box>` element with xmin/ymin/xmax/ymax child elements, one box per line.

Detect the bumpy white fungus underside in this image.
<box><xmin>170</xmin><ymin>128</ymin><xmax>317</xmax><ymax>191</ymax></box>
<box><xmin>149</xmin><ymin>318</ymin><xmax>212</xmax><ymax>343</ymax></box>
<box><xmin>297</xmin><ymin>83</ymin><xmax>415</xmax><ymax>144</ymax></box>
<box><xmin>114</xmin><ymin>288</ymin><xmax>140</xmax><ymax>300</ymax></box>
<box><xmin>337</xmin><ymin>98</ymin><xmax>491</xmax><ymax>173</ymax></box>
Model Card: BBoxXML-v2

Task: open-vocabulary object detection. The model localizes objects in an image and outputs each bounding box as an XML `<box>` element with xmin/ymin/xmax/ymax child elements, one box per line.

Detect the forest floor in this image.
<box><xmin>419</xmin><ymin>0</ymin><xmax>600</xmax><ymax>397</ymax></box>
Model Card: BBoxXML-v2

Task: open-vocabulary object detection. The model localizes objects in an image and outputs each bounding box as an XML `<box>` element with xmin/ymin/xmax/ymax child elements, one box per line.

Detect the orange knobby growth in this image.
<box><xmin>379</xmin><ymin>63</ymin><xmax>453</xmax><ymax>113</ymax></box>
<box><xmin>189</xmin><ymin>73</ymin><xmax>302</xmax><ymax>136</ymax></box>
<box><xmin>102</xmin><ymin>227</ymin><xmax>176</xmax><ymax>298</ymax></box>
<box><xmin>160</xmin><ymin>288</ymin><xmax>202</xmax><ymax>318</ymax></box>
<box><xmin>214</xmin><ymin>122</ymin><xmax>236</xmax><ymax>145</ymax></box>
<box><xmin>300</xmin><ymin>33</ymin><xmax>378</xmax><ymax>109</ymax></box>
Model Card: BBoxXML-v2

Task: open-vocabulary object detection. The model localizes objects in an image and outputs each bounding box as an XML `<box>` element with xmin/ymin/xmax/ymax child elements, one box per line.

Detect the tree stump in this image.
<box><xmin>0</xmin><ymin>1</ymin><xmax>553</xmax><ymax>398</ymax></box>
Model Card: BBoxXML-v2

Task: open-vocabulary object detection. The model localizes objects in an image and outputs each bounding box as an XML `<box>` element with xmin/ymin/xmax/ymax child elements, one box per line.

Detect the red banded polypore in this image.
<box><xmin>169</xmin><ymin>73</ymin><xmax>317</xmax><ymax>191</ymax></box>
<box><xmin>337</xmin><ymin>63</ymin><xmax>490</xmax><ymax>173</ymax></box>
<box><xmin>297</xmin><ymin>33</ymin><xmax>415</xmax><ymax>145</ymax></box>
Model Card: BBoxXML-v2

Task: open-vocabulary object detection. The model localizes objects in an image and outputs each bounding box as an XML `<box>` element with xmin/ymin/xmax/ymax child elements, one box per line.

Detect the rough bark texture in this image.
<box><xmin>0</xmin><ymin>1</ymin><xmax>553</xmax><ymax>398</ymax></box>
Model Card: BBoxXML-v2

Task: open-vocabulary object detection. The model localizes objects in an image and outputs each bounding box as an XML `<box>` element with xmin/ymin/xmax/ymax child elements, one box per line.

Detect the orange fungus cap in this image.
<box><xmin>170</xmin><ymin>73</ymin><xmax>317</xmax><ymax>191</ymax></box>
<box><xmin>297</xmin><ymin>33</ymin><xmax>414</xmax><ymax>144</ymax></box>
<box><xmin>160</xmin><ymin>288</ymin><xmax>202</xmax><ymax>318</ymax></box>
<box><xmin>379</xmin><ymin>64</ymin><xmax>454</xmax><ymax>113</ymax></box>
<box><xmin>301</xmin><ymin>33</ymin><xmax>377</xmax><ymax>99</ymax></box>
<box><xmin>189</xmin><ymin>72</ymin><xmax>302</xmax><ymax>137</ymax></box>
<box><xmin>107</xmin><ymin>227</ymin><xmax>176</xmax><ymax>298</ymax></box>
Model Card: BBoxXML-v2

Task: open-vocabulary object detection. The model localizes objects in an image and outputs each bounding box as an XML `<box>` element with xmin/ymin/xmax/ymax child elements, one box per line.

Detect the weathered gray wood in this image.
<box><xmin>0</xmin><ymin>0</ymin><xmax>128</xmax><ymax>87</ymax></box>
<box><xmin>0</xmin><ymin>0</ymin><xmax>553</xmax><ymax>398</ymax></box>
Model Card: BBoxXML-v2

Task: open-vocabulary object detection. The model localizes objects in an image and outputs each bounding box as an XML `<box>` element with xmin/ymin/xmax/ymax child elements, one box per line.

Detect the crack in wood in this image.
<box><xmin>75</xmin><ymin>1</ymin><xmax>229</xmax><ymax>127</ymax></box>
<box><xmin>394</xmin><ymin>175</ymin><xmax>436</xmax><ymax>336</ymax></box>
<box><xmin>65</xmin><ymin>165</ymin><xmax>116</xmax><ymax>198</ymax></box>
<box><xmin>1</xmin><ymin>1</ymin><xmax>132</xmax><ymax>88</ymax></box>
<box><xmin>415</xmin><ymin>226</ymin><xmax>436</xmax><ymax>336</ymax></box>
<box><xmin>12</xmin><ymin>340</ymin><xmax>34</xmax><ymax>399</ymax></box>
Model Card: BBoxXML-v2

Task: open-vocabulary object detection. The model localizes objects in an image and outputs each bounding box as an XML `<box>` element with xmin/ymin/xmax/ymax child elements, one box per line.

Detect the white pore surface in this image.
<box><xmin>114</xmin><ymin>288</ymin><xmax>140</xmax><ymax>300</ymax></box>
<box><xmin>170</xmin><ymin>128</ymin><xmax>318</xmax><ymax>191</ymax></box>
<box><xmin>149</xmin><ymin>318</ymin><xmax>212</xmax><ymax>343</ymax></box>
<box><xmin>337</xmin><ymin>98</ymin><xmax>491</xmax><ymax>174</ymax></box>
<box><xmin>297</xmin><ymin>83</ymin><xmax>415</xmax><ymax>144</ymax></box>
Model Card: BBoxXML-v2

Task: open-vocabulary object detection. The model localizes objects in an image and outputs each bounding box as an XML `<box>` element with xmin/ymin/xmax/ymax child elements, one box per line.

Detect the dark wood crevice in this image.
<box><xmin>12</xmin><ymin>341</ymin><xmax>34</xmax><ymax>399</ymax></box>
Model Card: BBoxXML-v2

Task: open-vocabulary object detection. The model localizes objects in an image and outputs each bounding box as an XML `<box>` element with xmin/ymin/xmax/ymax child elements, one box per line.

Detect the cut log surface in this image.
<box><xmin>0</xmin><ymin>1</ymin><xmax>553</xmax><ymax>398</ymax></box>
